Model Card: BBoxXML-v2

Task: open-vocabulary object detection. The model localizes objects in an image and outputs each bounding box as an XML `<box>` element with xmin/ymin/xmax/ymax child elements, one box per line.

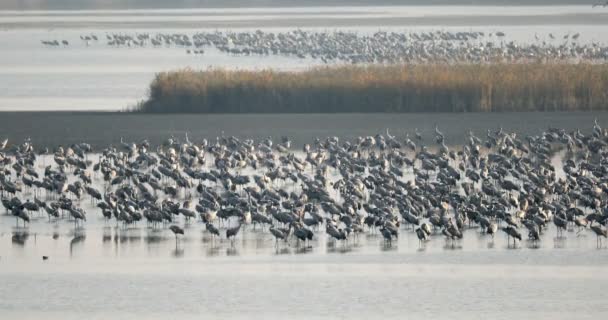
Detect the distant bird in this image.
<box><xmin>169</xmin><ymin>225</ymin><xmax>184</xmax><ymax>245</ymax></box>
<box><xmin>326</xmin><ymin>224</ymin><xmax>346</xmax><ymax>242</ymax></box>
<box><xmin>592</xmin><ymin>1</ymin><xmax>608</xmax><ymax>8</ymax></box>
<box><xmin>269</xmin><ymin>226</ymin><xmax>288</xmax><ymax>244</ymax></box>
<box><xmin>402</xmin><ymin>210</ymin><xmax>419</xmax><ymax>228</ymax></box>
<box><xmin>69</xmin><ymin>208</ymin><xmax>86</xmax><ymax>227</ymax></box>
<box><xmin>487</xmin><ymin>222</ymin><xmax>498</xmax><ymax>238</ymax></box>
<box><xmin>502</xmin><ymin>226</ymin><xmax>522</xmax><ymax>246</ymax></box>
<box><xmin>293</xmin><ymin>224</ymin><xmax>313</xmax><ymax>245</ymax></box>
<box><xmin>205</xmin><ymin>222</ymin><xmax>220</xmax><ymax>238</ymax></box>
<box><xmin>405</xmin><ymin>134</ymin><xmax>416</xmax><ymax>151</ymax></box>
<box><xmin>528</xmin><ymin>226</ymin><xmax>540</xmax><ymax>246</ymax></box>
<box><xmin>13</xmin><ymin>207</ymin><xmax>30</xmax><ymax>227</ymax></box>
<box><xmin>574</xmin><ymin>217</ymin><xmax>588</xmax><ymax>234</ymax></box>
<box><xmin>420</xmin><ymin>223</ymin><xmax>431</xmax><ymax>237</ymax></box>
<box><xmin>441</xmin><ymin>224</ymin><xmax>462</xmax><ymax>247</ymax></box>
<box><xmin>226</xmin><ymin>223</ymin><xmax>242</xmax><ymax>243</ymax></box>
<box><xmin>553</xmin><ymin>214</ymin><xmax>568</xmax><ymax>237</ymax></box>
<box><xmin>380</xmin><ymin>227</ymin><xmax>394</xmax><ymax>246</ymax></box>
<box><xmin>415</xmin><ymin>227</ymin><xmax>428</xmax><ymax>246</ymax></box>
<box><xmin>447</xmin><ymin>223</ymin><xmax>462</xmax><ymax>240</ymax></box>
<box><xmin>434</xmin><ymin>124</ymin><xmax>444</xmax><ymax>144</ymax></box>
<box><xmin>590</xmin><ymin>224</ymin><xmax>608</xmax><ymax>247</ymax></box>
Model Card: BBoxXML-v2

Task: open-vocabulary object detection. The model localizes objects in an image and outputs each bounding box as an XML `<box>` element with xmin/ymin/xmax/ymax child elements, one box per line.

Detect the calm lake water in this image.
<box><xmin>1</xmin><ymin>151</ymin><xmax>607</xmax><ymax>320</ymax></box>
<box><xmin>0</xmin><ymin>5</ymin><xmax>607</xmax><ymax>111</ymax></box>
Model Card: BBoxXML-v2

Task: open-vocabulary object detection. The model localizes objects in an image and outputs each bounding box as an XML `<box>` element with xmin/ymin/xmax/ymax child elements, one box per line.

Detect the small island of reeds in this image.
<box><xmin>131</xmin><ymin>64</ymin><xmax>608</xmax><ymax>113</ymax></box>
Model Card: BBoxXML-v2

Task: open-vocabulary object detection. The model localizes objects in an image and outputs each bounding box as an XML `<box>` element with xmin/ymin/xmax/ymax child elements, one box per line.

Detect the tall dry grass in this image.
<box><xmin>132</xmin><ymin>64</ymin><xmax>608</xmax><ymax>113</ymax></box>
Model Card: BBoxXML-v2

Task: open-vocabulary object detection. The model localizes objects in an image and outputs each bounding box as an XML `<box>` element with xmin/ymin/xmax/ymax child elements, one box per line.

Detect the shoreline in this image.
<box><xmin>3</xmin><ymin>14</ymin><xmax>608</xmax><ymax>29</ymax></box>
<box><xmin>0</xmin><ymin>2</ymin><xmax>594</xmax><ymax>11</ymax></box>
<box><xmin>1</xmin><ymin>111</ymin><xmax>607</xmax><ymax>150</ymax></box>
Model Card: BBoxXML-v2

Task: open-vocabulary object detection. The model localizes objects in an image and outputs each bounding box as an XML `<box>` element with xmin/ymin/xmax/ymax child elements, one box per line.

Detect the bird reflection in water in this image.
<box><xmin>327</xmin><ymin>242</ymin><xmax>353</xmax><ymax>254</ymax></box>
<box><xmin>69</xmin><ymin>229</ymin><xmax>86</xmax><ymax>257</ymax></box>
<box><xmin>102</xmin><ymin>227</ymin><xmax>112</xmax><ymax>243</ymax></box>
<box><xmin>381</xmin><ymin>243</ymin><xmax>398</xmax><ymax>252</ymax></box>
<box><xmin>275</xmin><ymin>247</ymin><xmax>291</xmax><ymax>255</ymax></box>
<box><xmin>201</xmin><ymin>234</ymin><xmax>214</xmax><ymax>245</ymax></box>
<box><xmin>295</xmin><ymin>245</ymin><xmax>313</xmax><ymax>255</ymax></box>
<box><xmin>145</xmin><ymin>229</ymin><xmax>163</xmax><ymax>244</ymax></box>
<box><xmin>12</xmin><ymin>231</ymin><xmax>29</xmax><ymax>246</ymax></box>
<box><xmin>226</xmin><ymin>247</ymin><xmax>239</xmax><ymax>256</ymax></box>
<box><xmin>526</xmin><ymin>239</ymin><xmax>541</xmax><ymax>249</ymax></box>
<box><xmin>442</xmin><ymin>242</ymin><xmax>463</xmax><ymax>251</ymax></box>
<box><xmin>553</xmin><ymin>237</ymin><xmax>567</xmax><ymax>249</ymax></box>
<box><xmin>172</xmin><ymin>248</ymin><xmax>184</xmax><ymax>258</ymax></box>
<box><xmin>206</xmin><ymin>246</ymin><xmax>220</xmax><ymax>257</ymax></box>
<box><xmin>486</xmin><ymin>241</ymin><xmax>495</xmax><ymax>249</ymax></box>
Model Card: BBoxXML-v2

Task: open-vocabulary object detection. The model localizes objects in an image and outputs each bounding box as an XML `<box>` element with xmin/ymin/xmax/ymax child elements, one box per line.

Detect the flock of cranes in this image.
<box><xmin>39</xmin><ymin>29</ymin><xmax>608</xmax><ymax>64</ymax></box>
<box><xmin>40</xmin><ymin>39</ymin><xmax>69</xmax><ymax>46</ymax></box>
<box><xmin>2</xmin><ymin>121</ymin><xmax>608</xmax><ymax>256</ymax></box>
<box><xmin>592</xmin><ymin>1</ymin><xmax>608</xmax><ymax>8</ymax></box>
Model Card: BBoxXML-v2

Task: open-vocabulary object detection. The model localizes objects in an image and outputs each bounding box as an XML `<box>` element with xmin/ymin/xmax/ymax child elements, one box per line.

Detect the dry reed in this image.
<box><xmin>132</xmin><ymin>64</ymin><xmax>608</xmax><ymax>113</ymax></box>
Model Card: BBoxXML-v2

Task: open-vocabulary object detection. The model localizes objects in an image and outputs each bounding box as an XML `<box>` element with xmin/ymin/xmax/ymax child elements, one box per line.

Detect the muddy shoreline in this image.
<box><xmin>1</xmin><ymin>111</ymin><xmax>607</xmax><ymax>150</ymax></box>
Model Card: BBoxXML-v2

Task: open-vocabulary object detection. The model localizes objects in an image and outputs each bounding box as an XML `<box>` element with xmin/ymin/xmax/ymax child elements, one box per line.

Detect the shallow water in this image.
<box><xmin>1</xmin><ymin>266</ymin><xmax>604</xmax><ymax>320</ymax></box>
<box><xmin>1</xmin><ymin>150</ymin><xmax>608</xmax><ymax>319</ymax></box>
<box><xmin>1</xmin><ymin>262</ymin><xmax>606</xmax><ymax>320</ymax></box>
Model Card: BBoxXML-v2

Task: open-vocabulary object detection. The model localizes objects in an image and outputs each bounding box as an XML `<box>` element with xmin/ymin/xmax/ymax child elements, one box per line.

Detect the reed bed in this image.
<box><xmin>132</xmin><ymin>64</ymin><xmax>608</xmax><ymax>113</ymax></box>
